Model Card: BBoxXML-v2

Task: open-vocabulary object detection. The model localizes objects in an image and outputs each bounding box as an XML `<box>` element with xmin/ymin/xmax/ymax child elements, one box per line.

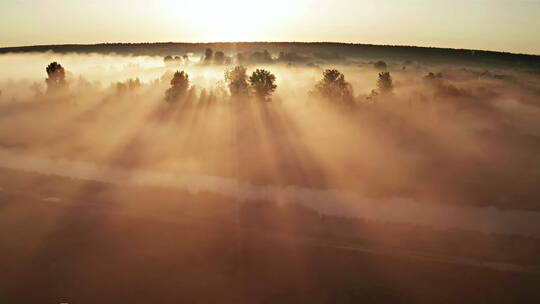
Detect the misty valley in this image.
<box><xmin>1</xmin><ymin>43</ymin><xmax>540</xmax><ymax>303</ymax></box>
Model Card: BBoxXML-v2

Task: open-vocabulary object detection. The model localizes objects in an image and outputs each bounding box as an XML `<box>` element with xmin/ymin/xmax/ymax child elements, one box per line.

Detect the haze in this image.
<box><xmin>2</xmin><ymin>1</ymin><xmax>540</xmax><ymax>302</ymax></box>
<box><xmin>1</xmin><ymin>0</ymin><xmax>540</xmax><ymax>54</ymax></box>
<box><xmin>1</xmin><ymin>48</ymin><xmax>540</xmax><ymax>302</ymax></box>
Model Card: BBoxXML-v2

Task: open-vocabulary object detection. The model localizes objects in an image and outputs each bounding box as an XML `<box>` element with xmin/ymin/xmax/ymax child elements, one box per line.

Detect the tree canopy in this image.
<box><xmin>165</xmin><ymin>71</ymin><xmax>190</xmax><ymax>102</ymax></box>
<box><xmin>204</xmin><ymin>48</ymin><xmax>213</xmax><ymax>63</ymax></box>
<box><xmin>225</xmin><ymin>66</ymin><xmax>249</xmax><ymax>98</ymax></box>
<box><xmin>374</xmin><ymin>61</ymin><xmax>387</xmax><ymax>71</ymax></box>
<box><xmin>214</xmin><ymin>51</ymin><xmax>225</xmax><ymax>65</ymax></box>
<box><xmin>45</xmin><ymin>62</ymin><xmax>66</xmax><ymax>92</ymax></box>
<box><xmin>314</xmin><ymin>69</ymin><xmax>353</xmax><ymax>103</ymax></box>
<box><xmin>249</xmin><ymin>69</ymin><xmax>277</xmax><ymax>101</ymax></box>
<box><xmin>377</xmin><ymin>72</ymin><xmax>393</xmax><ymax>94</ymax></box>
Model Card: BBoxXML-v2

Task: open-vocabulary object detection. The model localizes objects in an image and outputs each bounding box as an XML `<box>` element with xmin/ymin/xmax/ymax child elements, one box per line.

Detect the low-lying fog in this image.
<box><xmin>2</xmin><ymin>150</ymin><xmax>540</xmax><ymax>237</ymax></box>
<box><xmin>1</xmin><ymin>51</ymin><xmax>540</xmax><ymax>236</ymax></box>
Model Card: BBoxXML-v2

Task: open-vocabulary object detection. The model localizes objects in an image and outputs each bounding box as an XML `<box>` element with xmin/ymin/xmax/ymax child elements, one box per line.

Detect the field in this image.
<box><xmin>1</xmin><ymin>168</ymin><xmax>540</xmax><ymax>303</ymax></box>
<box><xmin>1</xmin><ymin>42</ymin><xmax>540</xmax><ymax>303</ymax></box>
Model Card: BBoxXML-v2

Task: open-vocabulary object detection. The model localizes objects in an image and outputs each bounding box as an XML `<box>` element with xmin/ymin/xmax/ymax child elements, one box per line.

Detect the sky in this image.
<box><xmin>1</xmin><ymin>0</ymin><xmax>539</xmax><ymax>54</ymax></box>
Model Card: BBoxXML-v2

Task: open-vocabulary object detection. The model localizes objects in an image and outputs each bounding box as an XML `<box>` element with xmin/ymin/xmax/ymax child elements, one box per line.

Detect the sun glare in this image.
<box><xmin>181</xmin><ymin>0</ymin><xmax>296</xmax><ymax>41</ymax></box>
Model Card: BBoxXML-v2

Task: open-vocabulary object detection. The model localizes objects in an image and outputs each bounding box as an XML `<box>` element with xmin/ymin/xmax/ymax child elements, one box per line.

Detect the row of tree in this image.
<box><xmin>164</xmin><ymin>67</ymin><xmax>393</xmax><ymax>104</ymax></box>
<box><xmin>165</xmin><ymin>49</ymin><xmax>275</xmax><ymax>66</ymax></box>
<box><xmin>165</xmin><ymin>49</ymin><xmax>377</xmax><ymax>67</ymax></box>
<box><xmin>165</xmin><ymin>66</ymin><xmax>277</xmax><ymax>102</ymax></box>
<box><xmin>313</xmin><ymin>69</ymin><xmax>394</xmax><ymax>104</ymax></box>
<box><xmin>43</xmin><ymin>61</ymin><xmax>394</xmax><ymax>104</ymax></box>
<box><xmin>165</xmin><ymin>49</ymin><xmax>396</xmax><ymax>70</ymax></box>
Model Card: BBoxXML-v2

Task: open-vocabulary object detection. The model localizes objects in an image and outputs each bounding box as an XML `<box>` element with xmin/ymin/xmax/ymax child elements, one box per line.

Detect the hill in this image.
<box><xmin>1</xmin><ymin>42</ymin><xmax>539</xmax><ymax>68</ymax></box>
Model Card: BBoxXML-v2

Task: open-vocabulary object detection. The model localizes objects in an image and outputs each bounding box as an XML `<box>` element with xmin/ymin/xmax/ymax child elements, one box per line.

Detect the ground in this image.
<box><xmin>0</xmin><ymin>168</ymin><xmax>539</xmax><ymax>304</ymax></box>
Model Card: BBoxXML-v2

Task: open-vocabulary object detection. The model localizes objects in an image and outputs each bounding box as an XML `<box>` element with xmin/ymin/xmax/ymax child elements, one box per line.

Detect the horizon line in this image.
<box><xmin>1</xmin><ymin>41</ymin><xmax>539</xmax><ymax>57</ymax></box>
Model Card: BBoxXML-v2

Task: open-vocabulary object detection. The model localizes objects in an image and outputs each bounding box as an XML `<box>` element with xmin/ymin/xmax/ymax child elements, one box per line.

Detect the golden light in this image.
<box><xmin>179</xmin><ymin>0</ymin><xmax>299</xmax><ymax>42</ymax></box>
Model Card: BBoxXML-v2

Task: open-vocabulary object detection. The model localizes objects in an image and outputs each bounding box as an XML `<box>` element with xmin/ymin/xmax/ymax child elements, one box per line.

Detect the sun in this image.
<box><xmin>179</xmin><ymin>0</ymin><xmax>296</xmax><ymax>42</ymax></box>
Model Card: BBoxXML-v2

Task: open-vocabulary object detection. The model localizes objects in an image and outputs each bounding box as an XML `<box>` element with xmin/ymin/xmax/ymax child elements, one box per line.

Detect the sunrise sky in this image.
<box><xmin>1</xmin><ymin>0</ymin><xmax>539</xmax><ymax>54</ymax></box>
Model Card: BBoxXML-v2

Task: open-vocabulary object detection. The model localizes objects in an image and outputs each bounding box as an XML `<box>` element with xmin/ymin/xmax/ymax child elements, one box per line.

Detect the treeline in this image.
<box><xmin>163</xmin><ymin>47</ymin><xmax>305</xmax><ymax>66</ymax></box>
<box><xmin>2</xmin><ymin>42</ymin><xmax>539</xmax><ymax>68</ymax></box>
<box><xmin>42</xmin><ymin>61</ymin><xmax>404</xmax><ymax>104</ymax></box>
<box><xmin>41</xmin><ymin>60</ymin><xmax>471</xmax><ymax>106</ymax></box>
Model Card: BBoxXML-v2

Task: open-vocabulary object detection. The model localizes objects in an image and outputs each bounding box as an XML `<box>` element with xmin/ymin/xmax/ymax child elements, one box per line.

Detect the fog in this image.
<box><xmin>2</xmin><ymin>149</ymin><xmax>540</xmax><ymax>238</ymax></box>
<box><xmin>1</xmin><ymin>51</ymin><xmax>540</xmax><ymax>237</ymax></box>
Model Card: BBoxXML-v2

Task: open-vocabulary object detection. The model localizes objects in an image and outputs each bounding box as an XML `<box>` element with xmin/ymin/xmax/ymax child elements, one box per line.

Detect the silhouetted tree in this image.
<box><xmin>277</xmin><ymin>52</ymin><xmax>307</xmax><ymax>63</ymax></box>
<box><xmin>249</xmin><ymin>50</ymin><xmax>273</xmax><ymax>63</ymax></box>
<box><xmin>249</xmin><ymin>69</ymin><xmax>277</xmax><ymax>101</ymax></box>
<box><xmin>236</xmin><ymin>53</ymin><xmax>246</xmax><ymax>65</ymax></box>
<box><xmin>377</xmin><ymin>72</ymin><xmax>393</xmax><ymax>94</ymax></box>
<box><xmin>314</xmin><ymin>69</ymin><xmax>353</xmax><ymax>103</ymax></box>
<box><xmin>116</xmin><ymin>78</ymin><xmax>142</xmax><ymax>95</ymax></box>
<box><xmin>374</xmin><ymin>61</ymin><xmax>387</xmax><ymax>71</ymax></box>
<box><xmin>204</xmin><ymin>48</ymin><xmax>213</xmax><ymax>63</ymax></box>
<box><xmin>423</xmin><ymin>72</ymin><xmax>444</xmax><ymax>89</ymax></box>
<box><xmin>262</xmin><ymin>50</ymin><xmax>272</xmax><ymax>62</ymax></box>
<box><xmin>214</xmin><ymin>51</ymin><xmax>225</xmax><ymax>65</ymax></box>
<box><xmin>165</xmin><ymin>71</ymin><xmax>189</xmax><ymax>102</ymax></box>
<box><xmin>45</xmin><ymin>62</ymin><xmax>66</xmax><ymax>92</ymax></box>
<box><xmin>164</xmin><ymin>55</ymin><xmax>182</xmax><ymax>66</ymax></box>
<box><xmin>225</xmin><ymin>66</ymin><xmax>249</xmax><ymax>97</ymax></box>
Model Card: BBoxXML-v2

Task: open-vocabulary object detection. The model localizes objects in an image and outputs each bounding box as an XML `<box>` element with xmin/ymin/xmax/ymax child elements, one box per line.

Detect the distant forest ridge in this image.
<box><xmin>1</xmin><ymin>42</ymin><xmax>539</xmax><ymax>67</ymax></box>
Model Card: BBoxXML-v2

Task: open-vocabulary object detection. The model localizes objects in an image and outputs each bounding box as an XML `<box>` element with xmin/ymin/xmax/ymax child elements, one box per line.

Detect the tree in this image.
<box><xmin>204</xmin><ymin>48</ymin><xmax>213</xmax><ymax>63</ymax></box>
<box><xmin>373</xmin><ymin>60</ymin><xmax>387</xmax><ymax>71</ymax></box>
<box><xmin>278</xmin><ymin>51</ymin><xmax>306</xmax><ymax>63</ymax></box>
<box><xmin>165</xmin><ymin>71</ymin><xmax>189</xmax><ymax>102</ymax></box>
<box><xmin>424</xmin><ymin>72</ymin><xmax>443</xmax><ymax>79</ymax></box>
<box><xmin>236</xmin><ymin>53</ymin><xmax>246</xmax><ymax>65</ymax></box>
<box><xmin>116</xmin><ymin>78</ymin><xmax>142</xmax><ymax>95</ymax></box>
<box><xmin>248</xmin><ymin>50</ymin><xmax>273</xmax><ymax>63</ymax></box>
<box><xmin>424</xmin><ymin>72</ymin><xmax>443</xmax><ymax>83</ymax></box>
<box><xmin>225</xmin><ymin>66</ymin><xmax>249</xmax><ymax>97</ymax></box>
<box><xmin>214</xmin><ymin>51</ymin><xmax>225</xmax><ymax>65</ymax></box>
<box><xmin>164</xmin><ymin>55</ymin><xmax>181</xmax><ymax>66</ymax></box>
<box><xmin>314</xmin><ymin>69</ymin><xmax>353</xmax><ymax>103</ymax></box>
<box><xmin>249</xmin><ymin>69</ymin><xmax>277</xmax><ymax>101</ymax></box>
<box><xmin>377</xmin><ymin>72</ymin><xmax>393</xmax><ymax>94</ymax></box>
<box><xmin>45</xmin><ymin>62</ymin><xmax>66</xmax><ymax>92</ymax></box>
